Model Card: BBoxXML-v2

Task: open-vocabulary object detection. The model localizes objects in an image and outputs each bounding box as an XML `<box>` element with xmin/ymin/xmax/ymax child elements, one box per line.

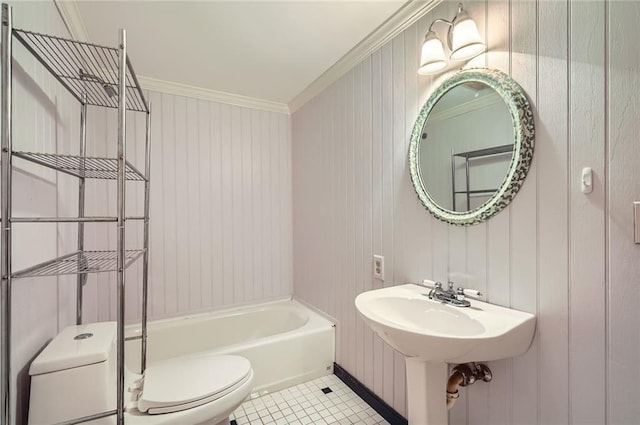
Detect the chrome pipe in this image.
<box><xmin>55</xmin><ymin>409</ymin><xmax>117</xmax><ymax>425</ymax></box>
<box><xmin>116</xmin><ymin>28</ymin><xmax>127</xmax><ymax>425</ymax></box>
<box><xmin>124</xmin><ymin>335</ymin><xmax>142</xmax><ymax>342</ymax></box>
<box><xmin>141</xmin><ymin>102</ymin><xmax>151</xmax><ymax>374</ymax></box>
<box><xmin>1</xmin><ymin>4</ymin><xmax>12</xmax><ymax>424</ymax></box>
<box><xmin>451</xmin><ymin>149</ymin><xmax>456</xmax><ymax>211</ymax></box>
<box><xmin>76</xmin><ymin>95</ymin><xmax>87</xmax><ymax>325</ymax></box>
<box><xmin>11</xmin><ymin>216</ymin><xmax>118</xmax><ymax>223</ymax></box>
<box><xmin>465</xmin><ymin>157</ymin><xmax>471</xmax><ymax>210</ymax></box>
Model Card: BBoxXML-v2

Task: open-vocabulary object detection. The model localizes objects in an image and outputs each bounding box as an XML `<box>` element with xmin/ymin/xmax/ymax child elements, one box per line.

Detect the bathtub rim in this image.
<box><xmin>124</xmin><ymin>296</ymin><xmax>336</xmax><ymax>339</ymax></box>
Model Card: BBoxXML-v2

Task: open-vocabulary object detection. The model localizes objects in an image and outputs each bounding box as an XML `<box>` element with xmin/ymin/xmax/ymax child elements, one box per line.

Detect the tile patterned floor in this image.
<box><xmin>231</xmin><ymin>374</ymin><xmax>391</xmax><ymax>425</ymax></box>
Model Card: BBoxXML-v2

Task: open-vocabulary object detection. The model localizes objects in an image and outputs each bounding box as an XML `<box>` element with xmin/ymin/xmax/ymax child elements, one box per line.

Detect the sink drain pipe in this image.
<box><xmin>446</xmin><ymin>363</ymin><xmax>493</xmax><ymax>409</ymax></box>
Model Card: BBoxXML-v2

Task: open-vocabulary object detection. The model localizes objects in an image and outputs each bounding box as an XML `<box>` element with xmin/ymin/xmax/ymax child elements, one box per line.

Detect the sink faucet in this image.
<box><xmin>421</xmin><ymin>281</ymin><xmax>483</xmax><ymax>308</ymax></box>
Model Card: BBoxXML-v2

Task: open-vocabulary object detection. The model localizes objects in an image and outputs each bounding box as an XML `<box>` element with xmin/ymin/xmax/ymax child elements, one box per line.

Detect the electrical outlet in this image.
<box><xmin>373</xmin><ymin>255</ymin><xmax>384</xmax><ymax>280</ymax></box>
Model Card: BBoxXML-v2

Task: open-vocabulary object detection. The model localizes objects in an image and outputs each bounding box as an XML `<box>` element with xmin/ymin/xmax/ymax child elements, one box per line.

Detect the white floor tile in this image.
<box><xmin>232</xmin><ymin>375</ymin><xmax>392</xmax><ymax>425</ymax></box>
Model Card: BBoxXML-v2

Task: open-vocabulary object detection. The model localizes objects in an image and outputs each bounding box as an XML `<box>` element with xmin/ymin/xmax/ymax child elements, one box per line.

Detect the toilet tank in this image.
<box><xmin>28</xmin><ymin>322</ymin><xmax>117</xmax><ymax>425</ymax></box>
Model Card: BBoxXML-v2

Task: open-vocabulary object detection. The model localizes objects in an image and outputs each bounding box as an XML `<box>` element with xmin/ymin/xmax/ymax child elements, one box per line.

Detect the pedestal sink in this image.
<box><xmin>355</xmin><ymin>283</ymin><xmax>535</xmax><ymax>425</ymax></box>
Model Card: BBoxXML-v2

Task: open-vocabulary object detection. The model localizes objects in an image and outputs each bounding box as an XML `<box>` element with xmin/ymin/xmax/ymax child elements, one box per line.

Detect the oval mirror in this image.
<box><xmin>409</xmin><ymin>68</ymin><xmax>534</xmax><ymax>226</ymax></box>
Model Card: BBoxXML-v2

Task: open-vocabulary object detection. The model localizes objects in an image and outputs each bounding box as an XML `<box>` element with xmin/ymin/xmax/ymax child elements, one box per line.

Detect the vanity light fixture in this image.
<box><xmin>418</xmin><ymin>3</ymin><xmax>485</xmax><ymax>75</ymax></box>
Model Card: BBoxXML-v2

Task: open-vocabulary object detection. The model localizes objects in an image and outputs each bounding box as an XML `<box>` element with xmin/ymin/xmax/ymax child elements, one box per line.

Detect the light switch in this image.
<box><xmin>635</xmin><ymin>202</ymin><xmax>640</xmax><ymax>244</ymax></box>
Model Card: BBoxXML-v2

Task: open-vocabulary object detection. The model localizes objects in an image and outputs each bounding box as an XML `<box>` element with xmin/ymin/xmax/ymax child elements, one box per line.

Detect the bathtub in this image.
<box><xmin>125</xmin><ymin>298</ymin><xmax>335</xmax><ymax>395</ymax></box>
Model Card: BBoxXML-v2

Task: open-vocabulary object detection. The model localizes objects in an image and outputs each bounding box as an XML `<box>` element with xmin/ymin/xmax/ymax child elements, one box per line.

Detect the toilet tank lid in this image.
<box><xmin>29</xmin><ymin>322</ymin><xmax>117</xmax><ymax>376</ymax></box>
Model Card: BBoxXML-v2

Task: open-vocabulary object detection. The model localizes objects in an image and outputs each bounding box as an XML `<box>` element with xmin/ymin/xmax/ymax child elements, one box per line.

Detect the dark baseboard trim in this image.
<box><xmin>334</xmin><ymin>362</ymin><xmax>408</xmax><ymax>425</ymax></box>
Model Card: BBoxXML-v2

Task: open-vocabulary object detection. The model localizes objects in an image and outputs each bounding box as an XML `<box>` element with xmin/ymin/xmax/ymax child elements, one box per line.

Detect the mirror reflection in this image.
<box><xmin>419</xmin><ymin>82</ymin><xmax>514</xmax><ymax>212</ymax></box>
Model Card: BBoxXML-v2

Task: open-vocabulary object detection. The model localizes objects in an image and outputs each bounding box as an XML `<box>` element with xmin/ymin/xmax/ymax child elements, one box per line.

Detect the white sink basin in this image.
<box><xmin>355</xmin><ymin>283</ymin><xmax>536</xmax><ymax>363</ymax></box>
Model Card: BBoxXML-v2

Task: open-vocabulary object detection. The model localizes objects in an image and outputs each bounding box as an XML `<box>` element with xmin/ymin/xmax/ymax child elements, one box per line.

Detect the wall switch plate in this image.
<box><xmin>634</xmin><ymin>202</ymin><xmax>640</xmax><ymax>244</ymax></box>
<box><xmin>373</xmin><ymin>255</ymin><xmax>384</xmax><ymax>280</ymax></box>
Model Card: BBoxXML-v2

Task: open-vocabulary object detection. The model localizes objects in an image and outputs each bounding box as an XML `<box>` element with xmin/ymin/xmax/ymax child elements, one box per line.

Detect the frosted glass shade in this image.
<box><xmin>418</xmin><ymin>31</ymin><xmax>446</xmax><ymax>75</ymax></box>
<box><xmin>450</xmin><ymin>14</ymin><xmax>485</xmax><ymax>61</ymax></box>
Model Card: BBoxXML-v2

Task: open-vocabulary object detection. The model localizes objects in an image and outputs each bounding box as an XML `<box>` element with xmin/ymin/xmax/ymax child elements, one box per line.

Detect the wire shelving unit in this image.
<box><xmin>1</xmin><ymin>3</ymin><xmax>151</xmax><ymax>424</ymax></box>
<box><xmin>451</xmin><ymin>144</ymin><xmax>514</xmax><ymax>211</ymax></box>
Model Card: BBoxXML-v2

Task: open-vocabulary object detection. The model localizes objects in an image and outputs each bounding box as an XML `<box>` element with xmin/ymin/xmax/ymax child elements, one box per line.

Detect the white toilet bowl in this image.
<box><xmin>28</xmin><ymin>322</ymin><xmax>253</xmax><ymax>425</ymax></box>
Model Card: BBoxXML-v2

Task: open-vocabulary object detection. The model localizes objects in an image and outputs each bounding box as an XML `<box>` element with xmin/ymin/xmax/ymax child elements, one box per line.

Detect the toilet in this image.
<box><xmin>28</xmin><ymin>322</ymin><xmax>253</xmax><ymax>425</ymax></box>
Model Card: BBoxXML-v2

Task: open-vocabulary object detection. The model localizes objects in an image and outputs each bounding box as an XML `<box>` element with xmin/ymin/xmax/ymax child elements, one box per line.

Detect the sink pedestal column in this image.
<box><xmin>405</xmin><ymin>359</ymin><xmax>448</xmax><ymax>425</ymax></box>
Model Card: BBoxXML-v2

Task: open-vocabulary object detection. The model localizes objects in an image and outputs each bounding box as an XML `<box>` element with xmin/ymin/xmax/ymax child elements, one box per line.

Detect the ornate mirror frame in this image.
<box><xmin>409</xmin><ymin>68</ymin><xmax>535</xmax><ymax>226</ymax></box>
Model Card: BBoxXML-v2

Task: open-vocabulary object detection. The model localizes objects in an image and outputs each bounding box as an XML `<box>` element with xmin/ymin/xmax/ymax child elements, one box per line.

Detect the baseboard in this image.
<box><xmin>333</xmin><ymin>363</ymin><xmax>408</xmax><ymax>425</ymax></box>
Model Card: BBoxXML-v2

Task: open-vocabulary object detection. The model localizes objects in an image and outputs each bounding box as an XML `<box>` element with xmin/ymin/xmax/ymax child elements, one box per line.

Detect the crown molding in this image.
<box><xmin>54</xmin><ymin>0</ymin><xmax>89</xmax><ymax>42</ymax></box>
<box><xmin>138</xmin><ymin>76</ymin><xmax>290</xmax><ymax>115</ymax></box>
<box><xmin>288</xmin><ymin>0</ymin><xmax>442</xmax><ymax>114</ymax></box>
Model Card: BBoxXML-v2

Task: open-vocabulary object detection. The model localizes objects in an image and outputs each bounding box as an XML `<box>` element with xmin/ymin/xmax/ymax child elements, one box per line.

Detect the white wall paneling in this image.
<box><xmin>293</xmin><ymin>0</ymin><xmax>639</xmax><ymax>422</ymax></box>
<box><xmin>86</xmin><ymin>91</ymin><xmax>294</xmax><ymax>323</ymax></box>
<box><xmin>569</xmin><ymin>1</ymin><xmax>606</xmax><ymax>424</ymax></box>
<box><xmin>607</xmin><ymin>1</ymin><xmax>640</xmax><ymax>423</ymax></box>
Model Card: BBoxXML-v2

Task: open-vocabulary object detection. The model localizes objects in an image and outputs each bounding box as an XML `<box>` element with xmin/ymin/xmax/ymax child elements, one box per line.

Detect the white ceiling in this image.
<box><xmin>72</xmin><ymin>1</ymin><xmax>410</xmax><ymax>107</ymax></box>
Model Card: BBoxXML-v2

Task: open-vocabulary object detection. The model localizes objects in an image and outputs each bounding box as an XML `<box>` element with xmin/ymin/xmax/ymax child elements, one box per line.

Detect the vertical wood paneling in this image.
<box><xmin>346</xmin><ymin>68</ymin><xmax>356</xmax><ymax>377</ymax></box>
<box><xmin>370</xmin><ymin>47</ymin><xmax>385</xmax><ymax>399</ymax></box>
<box><xmin>292</xmin><ymin>0</ymin><xmax>633</xmax><ymax>422</ymax></box>
<box><xmin>508</xmin><ymin>0</ymin><xmax>538</xmax><ymax>423</ymax></box>
<box><xmin>149</xmin><ymin>91</ymin><xmax>164</xmax><ymax>317</ymax></box>
<box><xmin>537</xmin><ymin>1</ymin><xmax>570</xmax><ymax>423</ymax></box>
<box><xmin>186</xmin><ymin>97</ymin><xmax>202</xmax><ymax>311</ymax></box>
<box><xmin>391</xmin><ymin>32</ymin><xmax>407</xmax><ymax>418</ymax></box>
<box><xmin>89</xmin><ymin>93</ymin><xmax>293</xmax><ymax>322</ymax></box>
<box><xmin>161</xmin><ymin>93</ymin><xmax>178</xmax><ymax>315</ymax></box>
<box><xmin>354</xmin><ymin>62</ymin><xmax>365</xmax><ymax>383</ymax></box>
<box><xmin>380</xmin><ymin>38</ymin><xmax>396</xmax><ymax>407</ymax></box>
<box><xmin>198</xmin><ymin>99</ymin><xmax>213</xmax><ymax>310</ymax></box>
<box><xmin>360</xmin><ymin>55</ymin><xmax>375</xmax><ymax>392</ymax></box>
<box><xmin>143</xmin><ymin>96</ymin><xmax>291</xmax><ymax>321</ymax></box>
<box><xmin>569</xmin><ymin>1</ymin><xmax>606</xmax><ymax>424</ymax></box>
<box><xmin>607</xmin><ymin>1</ymin><xmax>640</xmax><ymax>423</ymax></box>
<box><xmin>174</xmin><ymin>96</ymin><xmax>189</xmax><ymax>313</ymax></box>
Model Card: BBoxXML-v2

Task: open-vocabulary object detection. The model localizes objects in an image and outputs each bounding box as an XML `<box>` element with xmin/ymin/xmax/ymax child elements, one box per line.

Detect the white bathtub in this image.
<box><xmin>125</xmin><ymin>299</ymin><xmax>335</xmax><ymax>395</ymax></box>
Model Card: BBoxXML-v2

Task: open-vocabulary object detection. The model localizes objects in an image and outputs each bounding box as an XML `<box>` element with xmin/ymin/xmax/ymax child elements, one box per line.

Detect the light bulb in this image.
<box><xmin>418</xmin><ymin>31</ymin><xmax>446</xmax><ymax>75</ymax></box>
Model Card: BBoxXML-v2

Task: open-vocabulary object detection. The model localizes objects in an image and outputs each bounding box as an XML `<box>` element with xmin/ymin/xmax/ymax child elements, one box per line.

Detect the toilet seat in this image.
<box><xmin>138</xmin><ymin>354</ymin><xmax>252</xmax><ymax>415</ymax></box>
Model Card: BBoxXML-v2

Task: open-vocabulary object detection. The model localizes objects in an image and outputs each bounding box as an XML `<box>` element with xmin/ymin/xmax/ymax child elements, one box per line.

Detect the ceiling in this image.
<box><xmin>71</xmin><ymin>1</ymin><xmax>412</xmax><ymax>108</ymax></box>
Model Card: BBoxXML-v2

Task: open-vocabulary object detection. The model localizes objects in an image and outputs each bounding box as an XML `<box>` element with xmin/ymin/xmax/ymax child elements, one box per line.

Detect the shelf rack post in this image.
<box><xmin>1</xmin><ymin>4</ymin><xmax>12</xmax><ymax>424</ymax></box>
<box><xmin>451</xmin><ymin>148</ymin><xmax>456</xmax><ymax>211</ymax></box>
<box><xmin>141</xmin><ymin>103</ymin><xmax>151</xmax><ymax>374</ymax></box>
<box><xmin>76</xmin><ymin>95</ymin><xmax>87</xmax><ymax>325</ymax></box>
<box><xmin>116</xmin><ymin>28</ymin><xmax>127</xmax><ymax>425</ymax></box>
<box><xmin>465</xmin><ymin>157</ymin><xmax>471</xmax><ymax>210</ymax></box>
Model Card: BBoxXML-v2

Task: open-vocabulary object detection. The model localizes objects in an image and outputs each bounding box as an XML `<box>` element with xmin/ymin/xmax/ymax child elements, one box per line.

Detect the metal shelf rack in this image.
<box><xmin>1</xmin><ymin>4</ymin><xmax>151</xmax><ymax>425</ymax></box>
<box><xmin>13</xmin><ymin>152</ymin><xmax>146</xmax><ymax>180</ymax></box>
<box><xmin>451</xmin><ymin>144</ymin><xmax>513</xmax><ymax>211</ymax></box>
<box><xmin>12</xmin><ymin>250</ymin><xmax>145</xmax><ymax>279</ymax></box>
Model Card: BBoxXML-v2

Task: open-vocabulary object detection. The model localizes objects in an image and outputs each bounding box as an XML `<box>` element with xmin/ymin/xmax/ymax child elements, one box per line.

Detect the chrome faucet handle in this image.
<box><xmin>420</xmin><ymin>280</ymin><xmax>442</xmax><ymax>290</ymax></box>
<box><xmin>418</xmin><ymin>279</ymin><xmax>437</xmax><ymax>289</ymax></box>
<box><xmin>420</xmin><ymin>280</ymin><xmax>443</xmax><ymax>300</ymax></box>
